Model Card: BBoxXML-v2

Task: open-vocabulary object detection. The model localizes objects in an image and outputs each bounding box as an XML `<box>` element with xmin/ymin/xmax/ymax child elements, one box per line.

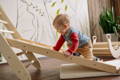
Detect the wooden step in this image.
<box><xmin>0</xmin><ymin>29</ymin><xmax>14</xmax><ymax>33</ymax></box>
<box><xmin>60</xmin><ymin>64</ymin><xmax>120</xmax><ymax>79</ymax></box>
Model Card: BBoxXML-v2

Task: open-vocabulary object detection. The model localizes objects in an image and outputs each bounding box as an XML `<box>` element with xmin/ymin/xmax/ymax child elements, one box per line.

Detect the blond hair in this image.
<box><xmin>53</xmin><ymin>14</ymin><xmax>70</xmax><ymax>27</ymax></box>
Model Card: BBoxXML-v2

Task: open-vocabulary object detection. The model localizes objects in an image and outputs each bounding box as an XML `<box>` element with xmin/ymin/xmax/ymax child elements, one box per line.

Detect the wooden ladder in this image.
<box><xmin>0</xmin><ymin>6</ymin><xmax>41</xmax><ymax>80</ymax></box>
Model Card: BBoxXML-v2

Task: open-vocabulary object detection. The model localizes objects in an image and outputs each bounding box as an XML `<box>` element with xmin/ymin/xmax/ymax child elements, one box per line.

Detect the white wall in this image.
<box><xmin>0</xmin><ymin>0</ymin><xmax>90</xmax><ymax>63</ymax></box>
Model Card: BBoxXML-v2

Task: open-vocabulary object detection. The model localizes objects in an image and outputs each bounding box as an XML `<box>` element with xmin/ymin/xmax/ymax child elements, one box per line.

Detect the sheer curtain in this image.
<box><xmin>16</xmin><ymin>0</ymin><xmax>90</xmax><ymax>45</ymax></box>
<box><xmin>0</xmin><ymin>0</ymin><xmax>90</xmax><ymax>62</ymax></box>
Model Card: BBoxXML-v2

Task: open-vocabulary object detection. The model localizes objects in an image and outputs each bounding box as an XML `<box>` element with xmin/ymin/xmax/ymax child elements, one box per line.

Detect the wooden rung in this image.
<box><xmin>0</xmin><ymin>19</ymin><xmax>8</xmax><ymax>24</ymax></box>
<box><xmin>0</xmin><ymin>29</ymin><xmax>14</xmax><ymax>33</ymax></box>
<box><xmin>93</xmin><ymin>42</ymin><xmax>120</xmax><ymax>48</ymax></box>
<box><xmin>25</xmin><ymin>60</ymin><xmax>35</xmax><ymax>68</ymax></box>
<box><xmin>93</xmin><ymin>51</ymin><xmax>111</xmax><ymax>56</ymax></box>
<box><xmin>93</xmin><ymin>52</ymin><xmax>111</xmax><ymax>55</ymax></box>
<box><xmin>93</xmin><ymin>48</ymin><xmax>110</xmax><ymax>53</ymax></box>
<box><xmin>94</xmin><ymin>53</ymin><xmax>111</xmax><ymax>57</ymax></box>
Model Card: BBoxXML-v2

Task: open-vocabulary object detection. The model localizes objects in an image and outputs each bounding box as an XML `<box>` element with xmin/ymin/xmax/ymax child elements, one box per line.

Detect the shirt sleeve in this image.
<box><xmin>53</xmin><ymin>35</ymin><xmax>65</xmax><ymax>51</ymax></box>
<box><xmin>67</xmin><ymin>32</ymin><xmax>79</xmax><ymax>54</ymax></box>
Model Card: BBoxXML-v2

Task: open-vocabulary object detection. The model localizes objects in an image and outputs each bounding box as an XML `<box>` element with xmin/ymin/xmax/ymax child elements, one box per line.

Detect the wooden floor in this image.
<box><xmin>0</xmin><ymin>57</ymin><xmax>120</xmax><ymax>80</ymax></box>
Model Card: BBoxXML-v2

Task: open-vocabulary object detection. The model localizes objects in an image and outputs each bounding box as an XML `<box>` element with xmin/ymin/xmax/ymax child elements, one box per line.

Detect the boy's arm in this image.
<box><xmin>66</xmin><ymin>32</ymin><xmax>79</xmax><ymax>55</ymax></box>
<box><xmin>53</xmin><ymin>35</ymin><xmax>65</xmax><ymax>51</ymax></box>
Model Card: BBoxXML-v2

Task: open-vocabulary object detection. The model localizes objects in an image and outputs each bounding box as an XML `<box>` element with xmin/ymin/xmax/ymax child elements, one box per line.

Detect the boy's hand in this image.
<box><xmin>63</xmin><ymin>51</ymin><xmax>71</xmax><ymax>57</ymax></box>
<box><xmin>52</xmin><ymin>47</ymin><xmax>54</xmax><ymax>50</ymax></box>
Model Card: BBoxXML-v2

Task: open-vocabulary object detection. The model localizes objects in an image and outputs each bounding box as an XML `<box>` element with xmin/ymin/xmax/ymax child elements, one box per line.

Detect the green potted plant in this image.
<box><xmin>99</xmin><ymin>8</ymin><xmax>120</xmax><ymax>40</ymax></box>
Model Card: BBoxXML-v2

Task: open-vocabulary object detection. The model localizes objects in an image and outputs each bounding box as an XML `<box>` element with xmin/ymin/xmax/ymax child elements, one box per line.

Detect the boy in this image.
<box><xmin>52</xmin><ymin>14</ymin><xmax>99</xmax><ymax>61</ymax></box>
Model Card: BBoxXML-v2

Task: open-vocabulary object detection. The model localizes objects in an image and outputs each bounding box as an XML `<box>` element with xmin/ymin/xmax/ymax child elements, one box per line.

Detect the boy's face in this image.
<box><xmin>54</xmin><ymin>24</ymin><xmax>69</xmax><ymax>35</ymax></box>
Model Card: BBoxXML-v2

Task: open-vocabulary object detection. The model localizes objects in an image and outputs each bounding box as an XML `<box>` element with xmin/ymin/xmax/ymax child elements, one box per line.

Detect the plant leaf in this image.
<box><xmin>56</xmin><ymin>9</ymin><xmax>60</xmax><ymax>15</ymax></box>
<box><xmin>51</xmin><ymin>2</ymin><xmax>56</xmax><ymax>7</ymax></box>
<box><xmin>61</xmin><ymin>0</ymin><xmax>64</xmax><ymax>3</ymax></box>
<box><xmin>116</xmin><ymin>16</ymin><xmax>120</xmax><ymax>23</ymax></box>
<box><xmin>99</xmin><ymin>9</ymin><xmax>115</xmax><ymax>33</ymax></box>
<box><xmin>64</xmin><ymin>5</ymin><xmax>68</xmax><ymax>11</ymax></box>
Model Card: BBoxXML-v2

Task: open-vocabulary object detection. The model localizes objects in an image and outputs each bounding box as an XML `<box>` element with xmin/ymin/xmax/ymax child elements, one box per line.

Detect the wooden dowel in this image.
<box><xmin>0</xmin><ymin>29</ymin><xmax>14</xmax><ymax>33</ymax></box>
<box><xmin>0</xmin><ymin>19</ymin><xmax>8</xmax><ymax>24</ymax></box>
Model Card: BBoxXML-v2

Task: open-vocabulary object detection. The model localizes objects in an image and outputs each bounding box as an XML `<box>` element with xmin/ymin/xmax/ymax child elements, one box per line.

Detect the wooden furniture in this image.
<box><xmin>60</xmin><ymin>36</ymin><xmax>120</xmax><ymax>79</ymax></box>
<box><xmin>60</xmin><ymin>63</ymin><xmax>120</xmax><ymax>79</ymax></box>
<box><xmin>0</xmin><ymin>6</ymin><xmax>41</xmax><ymax>80</ymax></box>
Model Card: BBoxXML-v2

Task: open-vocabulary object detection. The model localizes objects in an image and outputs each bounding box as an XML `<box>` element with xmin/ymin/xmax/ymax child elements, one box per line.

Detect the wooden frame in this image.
<box><xmin>0</xmin><ymin>33</ymin><xmax>31</xmax><ymax>80</ymax></box>
<box><xmin>92</xmin><ymin>36</ymin><xmax>120</xmax><ymax>56</ymax></box>
<box><xmin>106</xmin><ymin>34</ymin><xmax>120</xmax><ymax>58</ymax></box>
<box><xmin>6</xmin><ymin>38</ymin><xmax>120</xmax><ymax>73</ymax></box>
<box><xmin>0</xmin><ymin>6</ymin><xmax>41</xmax><ymax>80</ymax></box>
<box><xmin>0</xmin><ymin>6</ymin><xmax>41</xmax><ymax>70</ymax></box>
<box><xmin>60</xmin><ymin>34</ymin><xmax>120</xmax><ymax>79</ymax></box>
<box><xmin>0</xmin><ymin>19</ymin><xmax>8</xmax><ymax>24</ymax></box>
<box><xmin>0</xmin><ymin>7</ymin><xmax>40</xmax><ymax>70</ymax></box>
